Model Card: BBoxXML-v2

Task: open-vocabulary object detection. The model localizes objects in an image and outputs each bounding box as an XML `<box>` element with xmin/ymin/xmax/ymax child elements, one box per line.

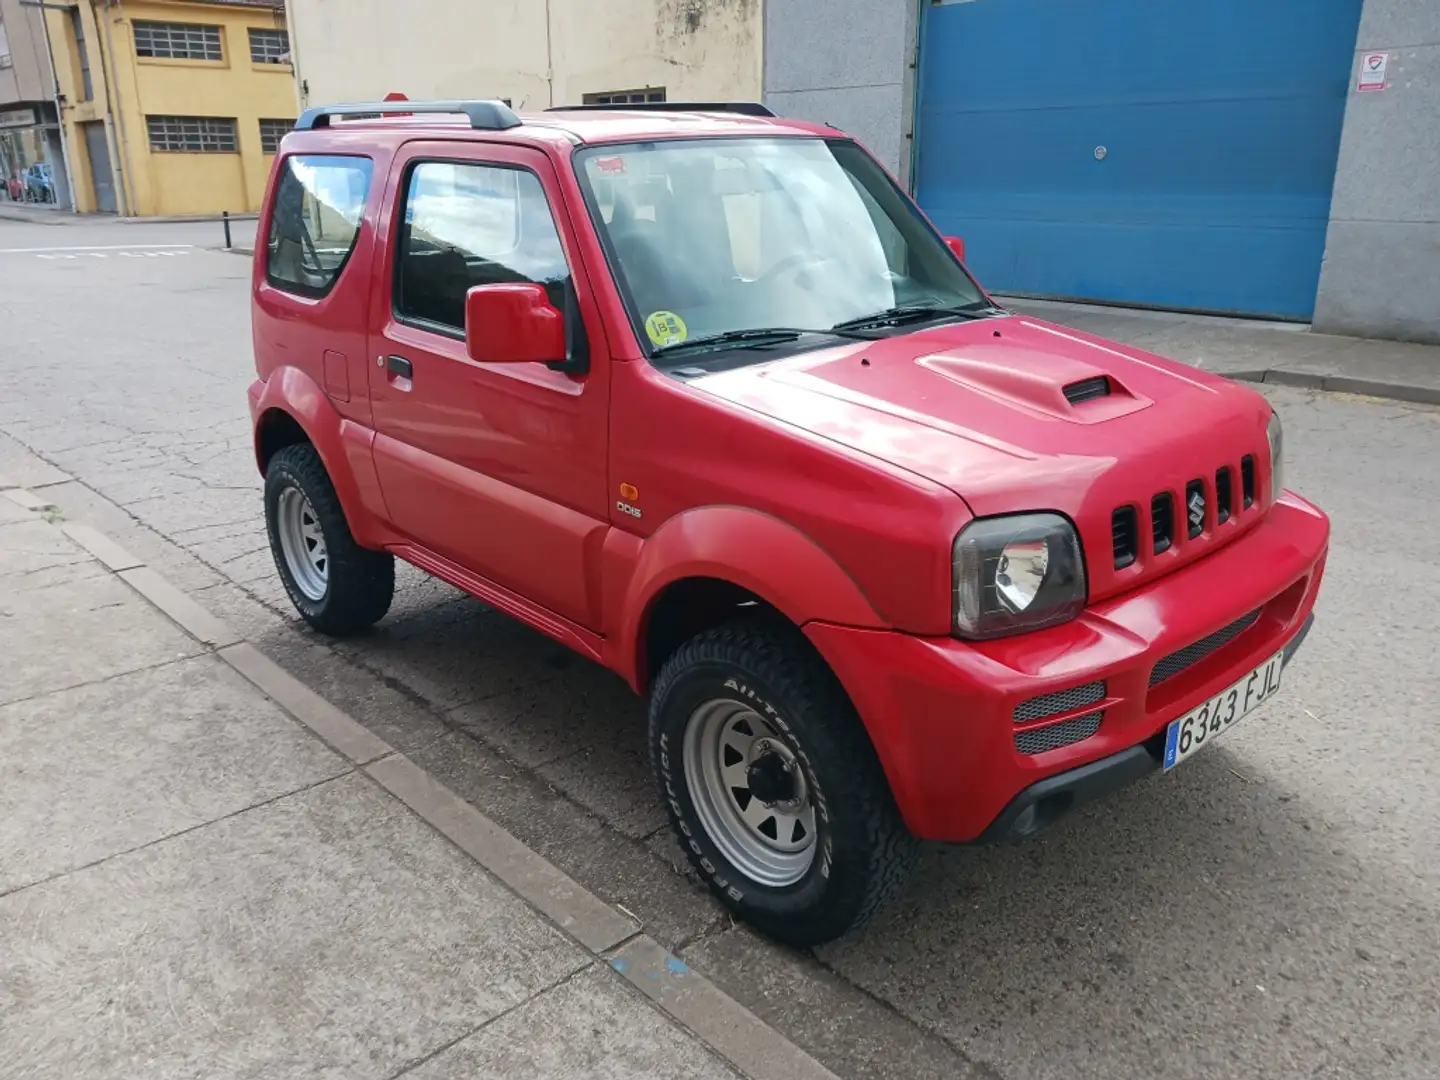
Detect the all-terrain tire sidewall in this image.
<box><xmin>650</xmin><ymin>624</ymin><xmax>917</xmax><ymax>948</ymax></box>
<box><xmin>264</xmin><ymin>443</ymin><xmax>394</xmax><ymax>636</ymax></box>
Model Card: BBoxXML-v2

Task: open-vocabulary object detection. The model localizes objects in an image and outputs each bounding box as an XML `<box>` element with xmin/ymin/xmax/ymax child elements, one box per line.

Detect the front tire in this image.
<box><xmin>649</xmin><ymin>620</ymin><xmax>917</xmax><ymax>948</ymax></box>
<box><xmin>264</xmin><ymin>443</ymin><xmax>394</xmax><ymax>636</ymax></box>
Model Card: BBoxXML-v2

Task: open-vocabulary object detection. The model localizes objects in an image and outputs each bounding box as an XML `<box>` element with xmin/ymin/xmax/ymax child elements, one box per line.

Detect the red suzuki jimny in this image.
<box><xmin>248</xmin><ymin>98</ymin><xmax>1328</xmax><ymax>946</ymax></box>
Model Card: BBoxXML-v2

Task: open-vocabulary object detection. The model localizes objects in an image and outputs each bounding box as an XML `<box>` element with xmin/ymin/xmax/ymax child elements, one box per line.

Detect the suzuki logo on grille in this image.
<box><xmin>1188</xmin><ymin>489</ymin><xmax>1206</xmax><ymax>529</ymax></box>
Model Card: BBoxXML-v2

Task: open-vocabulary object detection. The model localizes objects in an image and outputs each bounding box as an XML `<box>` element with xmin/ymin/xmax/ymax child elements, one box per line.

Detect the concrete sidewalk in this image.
<box><xmin>0</xmin><ymin>482</ymin><xmax>831</xmax><ymax>1080</ymax></box>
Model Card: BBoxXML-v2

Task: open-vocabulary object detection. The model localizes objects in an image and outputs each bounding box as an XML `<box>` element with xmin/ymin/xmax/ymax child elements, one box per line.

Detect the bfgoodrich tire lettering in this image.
<box><xmin>264</xmin><ymin>443</ymin><xmax>394</xmax><ymax>636</ymax></box>
<box><xmin>649</xmin><ymin>620</ymin><xmax>918</xmax><ymax>948</ymax></box>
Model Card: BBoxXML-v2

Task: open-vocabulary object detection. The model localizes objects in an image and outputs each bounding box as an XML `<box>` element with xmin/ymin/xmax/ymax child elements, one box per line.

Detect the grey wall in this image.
<box><xmin>762</xmin><ymin>0</ymin><xmax>915</xmax><ymax>185</ymax></box>
<box><xmin>1313</xmin><ymin>0</ymin><xmax>1440</xmax><ymax>344</ymax></box>
<box><xmin>0</xmin><ymin>0</ymin><xmax>56</xmax><ymax>104</ymax></box>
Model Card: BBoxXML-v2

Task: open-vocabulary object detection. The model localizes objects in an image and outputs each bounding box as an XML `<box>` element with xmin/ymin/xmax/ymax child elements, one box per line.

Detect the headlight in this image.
<box><xmin>1266</xmin><ymin>411</ymin><xmax>1285</xmax><ymax>504</ymax></box>
<box><xmin>953</xmin><ymin>513</ymin><xmax>1087</xmax><ymax>640</ymax></box>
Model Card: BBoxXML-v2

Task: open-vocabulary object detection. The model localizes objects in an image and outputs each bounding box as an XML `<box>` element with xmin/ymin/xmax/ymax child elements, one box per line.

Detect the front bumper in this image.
<box><xmin>805</xmin><ymin>494</ymin><xmax>1329</xmax><ymax>843</ymax></box>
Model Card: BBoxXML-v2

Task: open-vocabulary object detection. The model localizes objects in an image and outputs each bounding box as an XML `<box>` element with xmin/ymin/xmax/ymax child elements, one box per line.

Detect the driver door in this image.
<box><xmin>366</xmin><ymin>141</ymin><xmax>612</xmax><ymax>630</ymax></box>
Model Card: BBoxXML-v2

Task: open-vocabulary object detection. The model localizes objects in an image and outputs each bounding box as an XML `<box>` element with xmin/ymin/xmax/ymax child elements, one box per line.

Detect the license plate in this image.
<box><xmin>1162</xmin><ymin>651</ymin><xmax>1285</xmax><ymax>771</ymax></box>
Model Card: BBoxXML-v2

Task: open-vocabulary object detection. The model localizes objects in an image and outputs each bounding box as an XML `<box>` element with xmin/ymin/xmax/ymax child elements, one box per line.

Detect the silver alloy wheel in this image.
<box><xmin>682</xmin><ymin>698</ymin><xmax>818</xmax><ymax>887</ymax></box>
<box><xmin>276</xmin><ymin>485</ymin><xmax>328</xmax><ymax>602</ymax></box>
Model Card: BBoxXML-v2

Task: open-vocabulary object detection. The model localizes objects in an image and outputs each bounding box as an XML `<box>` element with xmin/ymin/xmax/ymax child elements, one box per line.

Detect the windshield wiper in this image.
<box><xmin>651</xmin><ymin>325</ymin><xmax>879</xmax><ymax>359</ymax></box>
<box><xmin>830</xmin><ymin>304</ymin><xmax>989</xmax><ymax>332</ymax></box>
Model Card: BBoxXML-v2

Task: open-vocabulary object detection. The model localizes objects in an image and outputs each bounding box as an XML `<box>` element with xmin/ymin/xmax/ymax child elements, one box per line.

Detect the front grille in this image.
<box><xmin>1013</xmin><ymin>680</ymin><xmax>1106</xmax><ymax>723</ymax></box>
<box><xmin>1152</xmin><ymin>492</ymin><xmax>1174</xmax><ymax>554</ymax></box>
<box><xmin>1215</xmin><ymin>468</ymin><xmax>1233</xmax><ymax>524</ymax></box>
<box><xmin>1015</xmin><ymin>711</ymin><xmax>1103</xmax><ymax>755</ymax></box>
<box><xmin>1112</xmin><ymin>507</ymin><xmax>1138</xmax><ymax>569</ymax></box>
<box><xmin>1064</xmin><ymin>376</ymin><xmax>1110</xmax><ymax>404</ymax></box>
<box><xmin>1149</xmin><ymin>608</ymin><xmax>1262</xmax><ymax>687</ymax></box>
<box><xmin>1185</xmin><ymin>478</ymin><xmax>1206</xmax><ymax>538</ymax></box>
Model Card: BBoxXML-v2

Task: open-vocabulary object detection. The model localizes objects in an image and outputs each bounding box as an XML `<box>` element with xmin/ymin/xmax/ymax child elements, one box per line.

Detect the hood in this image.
<box><xmin>690</xmin><ymin>315</ymin><xmax>1274</xmax><ymax>599</ymax></box>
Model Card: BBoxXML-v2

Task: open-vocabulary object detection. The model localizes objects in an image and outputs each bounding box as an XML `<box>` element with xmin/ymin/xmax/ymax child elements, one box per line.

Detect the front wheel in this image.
<box><xmin>649</xmin><ymin>621</ymin><xmax>918</xmax><ymax>948</ymax></box>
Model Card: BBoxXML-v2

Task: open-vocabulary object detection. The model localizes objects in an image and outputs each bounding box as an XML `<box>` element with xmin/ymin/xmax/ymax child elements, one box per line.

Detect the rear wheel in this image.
<box><xmin>265</xmin><ymin>443</ymin><xmax>394</xmax><ymax>636</ymax></box>
<box><xmin>649</xmin><ymin>620</ymin><xmax>917</xmax><ymax>948</ymax></box>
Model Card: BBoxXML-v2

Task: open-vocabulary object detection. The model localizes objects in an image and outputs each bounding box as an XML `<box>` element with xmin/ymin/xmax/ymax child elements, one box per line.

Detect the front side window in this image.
<box><xmin>575</xmin><ymin>137</ymin><xmax>987</xmax><ymax>360</ymax></box>
<box><xmin>395</xmin><ymin>161</ymin><xmax>571</xmax><ymax>333</ymax></box>
<box><xmin>266</xmin><ymin>155</ymin><xmax>374</xmax><ymax>298</ymax></box>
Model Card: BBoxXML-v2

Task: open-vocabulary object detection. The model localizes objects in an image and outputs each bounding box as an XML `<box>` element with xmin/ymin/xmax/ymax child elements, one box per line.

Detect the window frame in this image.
<box><xmin>389</xmin><ymin>156</ymin><xmax>583</xmax><ymax>358</ymax></box>
<box><xmin>258</xmin><ymin>118</ymin><xmax>294</xmax><ymax>155</ymax></box>
<box><xmin>132</xmin><ymin>20</ymin><xmax>224</xmax><ymax>62</ymax></box>
<box><xmin>582</xmin><ymin>88</ymin><xmax>666</xmax><ymax>105</ymax></box>
<box><xmin>146</xmin><ymin>115</ymin><xmax>239</xmax><ymax>153</ymax></box>
<box><xmin>264</xmin><ymin>153</ymin><xmax>376</xmax><ymax>301</ymax></box>
<box><xmin>248</xmin><ymin>26</ymin><xmax>290</xmax><ymax>65</ymax></box>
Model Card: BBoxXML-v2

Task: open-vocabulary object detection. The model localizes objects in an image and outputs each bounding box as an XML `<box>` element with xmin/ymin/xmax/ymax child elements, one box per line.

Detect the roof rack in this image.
<box><xmin>546</xmin><ymin>101</ymin><xmax>776</xmax><ymax>118</ymax></box>
<box><xmin>294</xmin><ymin>99</ymin><xmax>522</xmax><ymax>132</ymax></box>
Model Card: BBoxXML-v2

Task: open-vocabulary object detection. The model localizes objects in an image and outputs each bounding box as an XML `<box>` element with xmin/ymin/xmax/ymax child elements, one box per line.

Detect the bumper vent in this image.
<box><xmin>1013</xmin><ymin>680</ymin><xmax>1106</xmax><ymax>723</ymax></box>
<box><xmin>1064</xmin><ymin>376</ymin><xmax>1110</xmax><ymax>404</ymax></box>
<box><xmin>1015</xmin><ymin>711</ymin><xmax>1103</xmax><ymax>755</ymax></box>
<box><xmin>1149</xmin><ymin>608</ymin><xmax>1262</xmax><ymax>688</ymax></box>
<box><xmin>1241</xmin><ymin>455</ymin><xmax>1256</xmax><ymax>508</ymax></box>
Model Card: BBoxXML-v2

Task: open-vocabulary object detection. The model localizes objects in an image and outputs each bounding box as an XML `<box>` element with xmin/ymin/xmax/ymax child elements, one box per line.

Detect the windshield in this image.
<box><xmin>574</xmin><ymin>137</ymin><xmax>989</xmax><ymax>358</ymax></box>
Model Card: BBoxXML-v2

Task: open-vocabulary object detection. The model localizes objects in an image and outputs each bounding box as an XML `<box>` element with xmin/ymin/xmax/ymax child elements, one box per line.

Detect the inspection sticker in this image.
<box><xmin>1357</xmin><ymin>51</ymin><xmax>1389</xmax><ymax>91</ymax></box>
<box><xmin>645</xmin><ymin>310</ymin><xmax>688</xmax><ymax>347</ymax></box>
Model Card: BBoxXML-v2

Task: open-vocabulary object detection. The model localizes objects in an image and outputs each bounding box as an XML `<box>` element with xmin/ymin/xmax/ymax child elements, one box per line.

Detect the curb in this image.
<box><xmin>1</xmin><ymin>481</ymin><xmax>841</xmax><ymax>1080</ymax></box>
<box><xmin>1228</xmin><ymin>368</ymin><xmax>1440</xmax><ymax>407</ymax></box>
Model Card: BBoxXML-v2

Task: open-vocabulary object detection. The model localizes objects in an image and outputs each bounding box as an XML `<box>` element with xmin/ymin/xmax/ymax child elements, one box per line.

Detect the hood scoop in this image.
<box><xmin>917</xmin><ymin>348</ymin><xmax>1151</xmax><ymax>424</ymax></box>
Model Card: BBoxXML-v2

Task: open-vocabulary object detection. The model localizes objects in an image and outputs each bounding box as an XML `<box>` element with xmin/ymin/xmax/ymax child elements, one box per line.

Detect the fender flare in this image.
<box><xmin>251</xmin><ymin>367</ymin><xmax>386</xmax><ymax>547</ymax></box>
<box><xmin>616</xmin><ymin>505</ymin><xmax>888</xmax><ymax>684</ymax></box>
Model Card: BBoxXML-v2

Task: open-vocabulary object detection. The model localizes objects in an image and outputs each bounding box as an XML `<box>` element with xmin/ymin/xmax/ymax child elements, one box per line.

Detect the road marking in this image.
<box><xmin>0</xmin><ymin>243</ymin><xmax>194</xmax><ymax>254</ymax></box>
<box><xmin>33</xmin><ymin>250</ymin><xmax>193</xmax><ymax>259</ymax></box>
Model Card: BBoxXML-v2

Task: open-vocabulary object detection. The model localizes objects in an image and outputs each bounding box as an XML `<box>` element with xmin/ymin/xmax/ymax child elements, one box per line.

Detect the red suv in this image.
<box><xmin>248</xmin><ymin>99</ymin><xmax>1328</xmax><ymax>947</ymax></box>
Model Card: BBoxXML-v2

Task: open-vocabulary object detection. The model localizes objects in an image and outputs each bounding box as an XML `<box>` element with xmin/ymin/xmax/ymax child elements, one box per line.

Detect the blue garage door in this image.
<box><xmin>913</xmin><ymin>0</ymin><xmax>1363</xmax><ymax>319</ymax></box>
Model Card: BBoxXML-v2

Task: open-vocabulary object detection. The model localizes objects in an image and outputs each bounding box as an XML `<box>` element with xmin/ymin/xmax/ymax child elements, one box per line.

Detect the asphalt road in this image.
<box><xmin>2</xmin><ymin>218</ymin><xmax>1437</xmax><ymax>1080</ymax></box>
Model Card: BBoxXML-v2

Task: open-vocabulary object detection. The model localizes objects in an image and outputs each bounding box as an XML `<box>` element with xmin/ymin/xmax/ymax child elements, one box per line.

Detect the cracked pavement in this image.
<box><xmin>2</xmin><ymin>217</ymin><xmax>1438</xmax><ymax>1080</ymax></box>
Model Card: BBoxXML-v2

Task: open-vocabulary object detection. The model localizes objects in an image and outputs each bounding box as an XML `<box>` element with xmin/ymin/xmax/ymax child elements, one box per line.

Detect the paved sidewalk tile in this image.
<box><xmin>0</xmin><ymin>655</ymin><xmax>349</xmax><ymax>894</ymax></box>
<box><xmin>0</xmin><ymin>518</ymin><xmax>88</xmax><ymax>579</ymax></box>
<box><xmin>408</xmin><ymin>965</ymin><xmax>740</xmax><ymax>1080</ymax></box>
<box><xmin>0</xmin><ymin>773</ymin><xmax>589</xmax><ymax>1080</ymax></box>
<box><xmin>1</xmin><ymin>570</ymin><xmax>201</xmax><ymax>706</ymax></box>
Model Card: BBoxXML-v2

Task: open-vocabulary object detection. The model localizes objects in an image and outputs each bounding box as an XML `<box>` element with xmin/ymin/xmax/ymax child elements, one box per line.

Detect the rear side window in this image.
<box><xmin>266</xmin><ymin>154</ymin><xmax>374</xmax><ymax>298</ymax></box>
<box><xmin>395</xmin><ymin>161</ymin><xmax>571</xmax><ymax>332</ymax></box>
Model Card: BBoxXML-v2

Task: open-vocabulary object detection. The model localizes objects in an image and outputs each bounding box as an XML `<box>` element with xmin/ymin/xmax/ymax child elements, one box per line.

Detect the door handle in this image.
<box><xmin>386</xmin><ymin>355</ymin><xmax>413</xmax><ymax>378</ymax></box>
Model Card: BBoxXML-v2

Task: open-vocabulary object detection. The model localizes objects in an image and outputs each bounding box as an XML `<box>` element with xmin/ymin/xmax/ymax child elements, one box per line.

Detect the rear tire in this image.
<box><xmin>649</xmin><ymin>620</ymin><xmax>917</xmax><ymax>948</ymax></box>
<box><xmin>264</xmin><ymin>443</ymin><xmax>394</xmax><ymax>636</ymax></box>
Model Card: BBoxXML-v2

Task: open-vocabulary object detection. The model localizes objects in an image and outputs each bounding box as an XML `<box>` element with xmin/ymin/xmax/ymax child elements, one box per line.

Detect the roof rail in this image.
<box><xmin>546</xmin><ymin>101</ymin><xmax>776</xmax><ymax>118</ymax></box>
<box><xmin>294</xmin><ymin>99</ymin><xmax>522</xmax><ymax>132</ymax></box>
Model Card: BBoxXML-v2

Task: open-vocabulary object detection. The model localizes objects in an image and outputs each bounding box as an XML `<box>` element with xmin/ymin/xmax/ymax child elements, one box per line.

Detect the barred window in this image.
<box><xmin>583</xmin><ymin>88</ymin><xmax>666</xmax><ymax>105</ymax></box>
<box><xmin>134</xmin><ymin>21</ymin><xmax>223</xmax><ymax>61</ymax></box>
<box><xmin>249</xmin><ymin>27</ymin><xmax>289</xmax><ymax>64</ymax></box>
<box><xmin>259</xmin><ymin>118</ymin><xmax>293</xmax><ymax>154</ymax></box>
<box><xmin>147</xmin><ymin>116</ymin><xmax>239</xmax><ymax>153</ymax></box>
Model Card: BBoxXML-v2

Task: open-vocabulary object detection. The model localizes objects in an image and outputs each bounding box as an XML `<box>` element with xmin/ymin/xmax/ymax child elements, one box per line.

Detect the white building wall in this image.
<box><xmin>286</xmin><ymin>0</ymin><xmax>761</xmax><ymax>112</ymax></box>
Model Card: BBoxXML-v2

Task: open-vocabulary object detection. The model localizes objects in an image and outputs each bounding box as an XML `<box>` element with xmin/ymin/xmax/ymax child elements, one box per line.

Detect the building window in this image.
<box><xmin>69</xmin><ymin>8</ymin><xmax>93</xmax><ymax>100</ymax></box>
<box><xmin>0</xmin><ymin>20</ymin><xmax>11</xmax><ymax>69</ymax></box>
<box><xmin>249</xmin><ymin>27</ymin><xmax>289</xmax><ymax>64</ymax></box>
<box><xmin>266</xmin><ymin>155</ymin><xmax>375</xmax><ymax>298</ymax></box>
<box><xmin>147</xmin><ymin>116</ymin><xmax>239</xmax><ymax>153</ymax></box>
<box><xmin>583</xmin><ymin>88</ymin><xmax>666</xmax><ymax>105</ymax></box>
<box><xmin>259</xmin><ymin>118</ymin><xmax>293</xmax><ymax>154</ymax></box>
<box><xmin>133</xmin><ymin>21</ymin><xmax>223</xmax><ymax>62</ymax></box>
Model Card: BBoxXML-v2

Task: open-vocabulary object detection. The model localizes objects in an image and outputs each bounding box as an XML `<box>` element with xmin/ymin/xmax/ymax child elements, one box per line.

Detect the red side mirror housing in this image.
<box><xmin>464</xmin><ymin>283</ymin><xmax>567</xmax><ymax>365</ymax></box>
<box><xmin>944</xmin><ymin>236</ymin><xmax>965</xmax><ymax>261</ymax></box>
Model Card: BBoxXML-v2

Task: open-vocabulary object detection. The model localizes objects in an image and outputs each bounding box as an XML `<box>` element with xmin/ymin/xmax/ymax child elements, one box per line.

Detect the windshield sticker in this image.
<box><xmin>645</xmin><ymin>311</ymin><xmax>688</xmax><ymax>347</ymax></box>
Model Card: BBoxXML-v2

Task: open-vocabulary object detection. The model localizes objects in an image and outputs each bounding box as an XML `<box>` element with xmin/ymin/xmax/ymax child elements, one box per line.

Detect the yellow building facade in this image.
<box><xmin>47</xmin><ymin>0</ymin><xmax>296</xmax><ymax>216</ymax></box>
